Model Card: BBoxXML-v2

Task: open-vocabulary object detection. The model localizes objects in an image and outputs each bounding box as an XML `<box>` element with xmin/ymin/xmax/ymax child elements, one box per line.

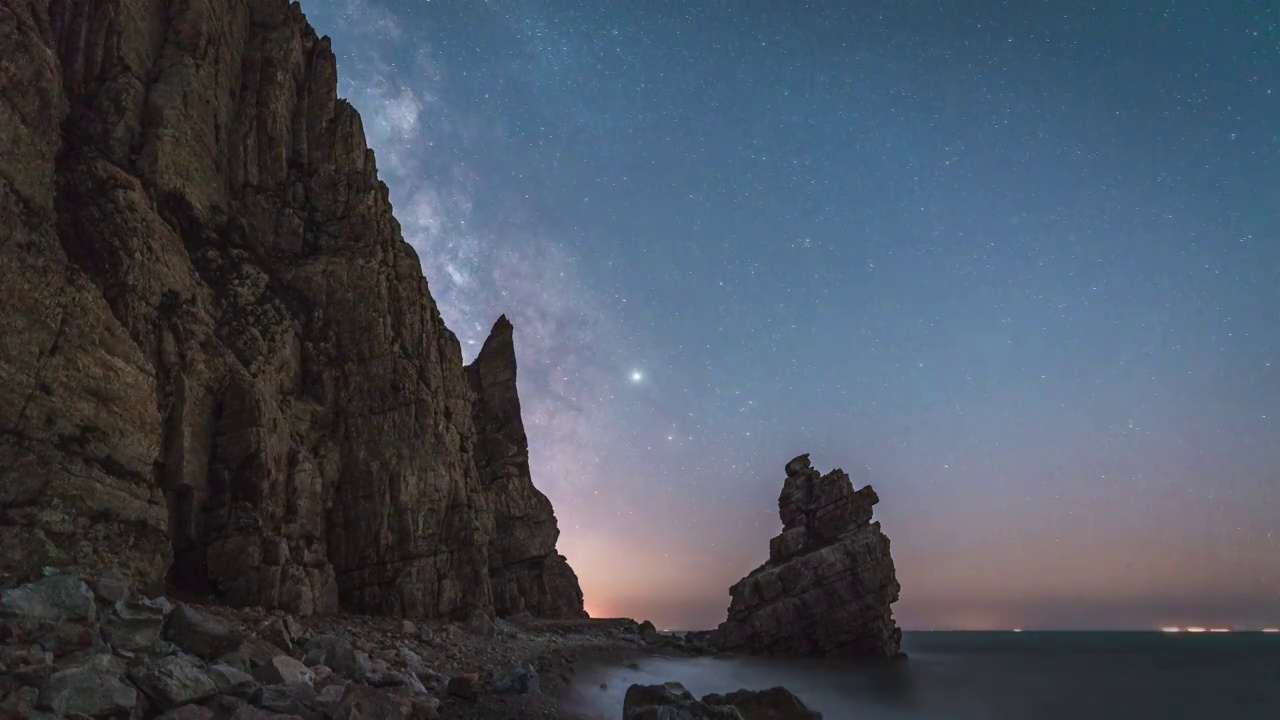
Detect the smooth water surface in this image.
<box><xmin>561</xmin><ymin>632</ymin><xmax>1280</xmax><ymax>720</ymax></box>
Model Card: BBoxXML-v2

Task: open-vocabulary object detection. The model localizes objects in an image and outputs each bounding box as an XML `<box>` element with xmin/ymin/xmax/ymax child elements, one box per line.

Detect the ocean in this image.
<box><xmin>560</xmin><ymin>631</ymin><xmax>1280</xmax><ymax>719</ymax></box>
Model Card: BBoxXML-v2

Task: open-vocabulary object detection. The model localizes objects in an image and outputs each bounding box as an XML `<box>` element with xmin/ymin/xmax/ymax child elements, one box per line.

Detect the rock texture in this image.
<box><xmin>0</xmin><ymin>569</ymin><xmax>657</xmax><ymax>719</ymax></box>
<box><xmin>623</xmin><ymin>682</ymin><xmax>821</xmax><ymax>720</ymax></box>
<box><xmin>712</xmin><ymin>454</ymin><xmax>902</xmax><ymax>657</ymax></box>
<box><xmin>0</xmin><ymin>0</ymin><xmax>583</xmax><ymax>620</ymax></box>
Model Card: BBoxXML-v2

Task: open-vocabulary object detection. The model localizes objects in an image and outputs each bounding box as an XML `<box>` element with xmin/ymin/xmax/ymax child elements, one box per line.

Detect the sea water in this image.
<box><xmin>560</xmin><ymin>632</ymin><xmax>1280</xmax><ymax>719</ymax></box>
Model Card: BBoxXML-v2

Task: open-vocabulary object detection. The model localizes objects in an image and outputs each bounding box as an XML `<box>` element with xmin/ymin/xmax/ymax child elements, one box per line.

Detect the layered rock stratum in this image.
<box><xmin>0</xmin><ymin>0</ymin><xmax>583</xmax><ymax>621</ymax></box>
<box><xmin>712</xmin><ymin>454</ymin><xmax>902</xmax><ymax>657</ymax></box>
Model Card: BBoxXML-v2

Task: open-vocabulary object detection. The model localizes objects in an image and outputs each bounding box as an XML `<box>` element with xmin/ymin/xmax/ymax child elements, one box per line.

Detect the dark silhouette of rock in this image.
<box><xmin>624</xmin><ymin>682</ymin><xmax>821</xmax><ymax>719</ymax></box>
<box><xmin>0</xmin><ymin>0</ymin><xmax>582</xmax><ymax>620</ymax></box>
<box><xmin>712</xmin><ymin>454</ymin><xmax>902</xmax><ymax>657</ymax></box>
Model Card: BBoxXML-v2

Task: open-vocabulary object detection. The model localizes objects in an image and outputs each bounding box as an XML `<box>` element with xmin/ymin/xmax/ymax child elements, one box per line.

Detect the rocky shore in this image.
<box><xmin>0</xmin><ymin>569</ymin><xmax>726</xmax><ymax>719</ymax></box>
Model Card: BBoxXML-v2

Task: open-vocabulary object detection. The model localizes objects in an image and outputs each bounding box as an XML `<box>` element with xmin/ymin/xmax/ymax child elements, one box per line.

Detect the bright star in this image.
<box><xmin>629</xmin><ymin>370</ymin><xmax>644</xmax><ymax>383</ymax></box>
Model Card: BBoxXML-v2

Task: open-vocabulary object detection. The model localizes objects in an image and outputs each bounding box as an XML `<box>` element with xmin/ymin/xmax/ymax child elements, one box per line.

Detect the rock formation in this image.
<box><xmin>712</xmin><ymin>454</ymin><xmax>902</xmax><ymax>657</ymax></box>
<box><xmin>0</xmin><ymin>0</ymin><xmax>583</xmax><ymax>620</ymax></box>
<box><xmin>624</xmin><ymin>682</ymin><xmax>821</xmax><ymax>720</ymax></box>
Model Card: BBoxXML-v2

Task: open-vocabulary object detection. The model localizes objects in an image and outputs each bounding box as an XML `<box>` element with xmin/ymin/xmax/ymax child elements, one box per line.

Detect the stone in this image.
<box><xmin>257</xmin><ymin>618</ymin><xmax>293</xmax><ymax>653</ymax></box>
<box><xmin>331</xmin><ymin>684</ymin><xmax>415</xmax><ymax>720</ymax></box>
<box><xmin>165</xmin><ymin>604</ymin><xmax>243</xmax><ymax>660</ymax></box>
<box><xmin>0</xmin><ymin>685</ymin><xmax>39</xmax><ymax>717</ymax></box>
<box><xmin>233</xmin><ymin>637</ymin><xmax>285</xmax><ymax>671</ymax></box>
<box><xmin>101</xmin><ymin>596</ymin><xmax>173</xmax><ymax>652</ymax></box>
<box><xmin>37</xmin><ymin>655</ymin><xmax>137</xmax><ymax>718</ymax></box>
<box><xmin>253</xmin><ymin>682</ymin><xmax>317</xmax><ymax>716</ymax></box>
<box><xmin>702</xmin><ymin>687</ymin><xmax>823</xmax><ymax>720</ymax></box>
<box><xmin>155</xmin><ymin>706</ymin><xmax>216</xmax><ymax>720</ymax></box>
<box><xmin>464</xmin><ymin>611</ymin><xmax>498</xmax><ymax>637</ymax></box>
<box><xmin>396</xmin><ymin>647</ymin><xmax>427</xmax><ymax>679</ymax></box>
<box><xmin>0</xmin><ymin>0</ymin><xmax>583</xmax><ymax>623</ymax></box>
<box><xmin>491</xmin><ymin>662</ymin><xmax>540</xmax><ymax>695</ymax></box>
<box><xmin>302</xmin><ymin>635</ymin><xmax>359</xmax><ymax>679</ymax></box>
<box><xmin>712</xmin><ymin>455</ymin><xmax>902</xmax><ymax>658</ymax></box>
<box><xmin>623</xmin><ymin>683</ymin><xmax>742</xmax><ymax>720</ymax></box>
<box><xmin>638</xmin><ymin>620</ymin><xmax>662</xmax><ymax>643</ymax></box>
<box><xmin>446</xmin><ymin>673</ymin><xmax>481</xmax><ymax>700</ymax></box>
<box><xmin>208</xmin><ymin>663</ymin><xmax>258</xmax><ymax>698</ymax></box>
<box><xmin>0</xmin><ymin>574</ymin><xmax>96</xmax><ymax>624</ymax></box>
<box><xmin>228</xmin><ymin>704</ymin><xmax>304</xmax><ymax>720</ymax></box>
<box><xmin>398</xmin><ymin>620</ymin><xmax>416</xmax><ymax>636</ymax></box>
<box><xmin>127</xmin><ymin>653</ymin><xmax>218</xmax><ymax>709</ymax></box>
<box><xmin>252</xmin><ymin>655</ymin><xmax>315</xmax><ymax>686</ymax></box>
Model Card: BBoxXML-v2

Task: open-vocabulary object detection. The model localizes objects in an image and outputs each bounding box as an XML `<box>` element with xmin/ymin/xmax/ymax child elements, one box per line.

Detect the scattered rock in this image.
<box><xmin>37</xmin><ymin>655</ymin><xmax>137</xmax><ymax>718</ymax></box>
<box><xmin>165</xmin><ymin>604</ymin><xmax>243</xmax><ymax>660</ymax></box>
<box><xmin>446</xmin><ymin>673</ymin><xmax>481</xmax><ymax>701</ymax></box>
<box><xmin>101</xmin><ymin>596</ymin><xmax>172</xmax><ymax>652</ymax></box>
<box><xmin>623</xmin><ymin>682</ymin><xmax>742</xmax><ymax>719</ymax></box>
<box><xmin>257</xmin><ymin>617</ymin><xmax>294</xmax><ymax>653</ymax></box>
<box><xmin>127</xmin><ymin>653</ymin><xmax>218</xmax><ymax>709</ymax></box>
<box><xmin>712</xmin><ymin>454</ymin><xmax>903</xmax><ymax>658</ymax></box>
<box><xmin>703</xmin><ymin>687</ymin><xmax>823</xmax><ymax>719</ymax></box>
<box><xmin>253</xmin><ymin>655</ymin><xmax>315</xmax><ymax>686</ymax></box>
<box><xmin>208</xmin><ymin>663</ymin><xmax>259</xmax><ymax>698</ymax></box>
<box><xmin>155</xmin><ymin>705</ymin><xmax>216</xmax><ymax>720</ymax></box>
<box><xmin>253</xmin><ymin>682</ymin><xmax>317</xmax><ymax>716</ymax></box>
<box><xmin>0</xmin><ymin>575</ymin><xmax>96</xmax><ymax>624</ymax></box>
<box><xmin>303</xmin><ymin>635</ymin><xmax>359</xmax><ymax>680</ymax></box>
<box><xmin>464</xmin><ymin>612</ymin><xmax>497</xmax><ymax>637</ymax></box>
<box><xmin>492</xmin><ymin>662</ymin><xmax>540</xmax><ymax>694</ymax></box>
<box><xmin>331</xmin><ymin>684</ymin><xmax>415</xmax><ymax>719</ymax></box>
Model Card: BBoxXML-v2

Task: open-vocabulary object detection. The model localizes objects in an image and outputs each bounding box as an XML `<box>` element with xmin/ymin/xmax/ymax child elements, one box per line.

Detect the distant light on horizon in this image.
<box><xmin>1160</xmin><ymin>626</ymin><xmax>1181</xmax><ymax>633</ymax></box>
<box><xmin>1186</xmin><ymin>627</ymin><xmax>1208</xmax><ymax>633</ymax></box>
<box><xmin>1263</xmin><ymin>628</ymin><xmax>1280</xmax><ymax>634</ymax></box>
<box><xmin>1209</xmin><ymin>628</ymin><xmax>1232</xmax><ymax>633</ymax></box>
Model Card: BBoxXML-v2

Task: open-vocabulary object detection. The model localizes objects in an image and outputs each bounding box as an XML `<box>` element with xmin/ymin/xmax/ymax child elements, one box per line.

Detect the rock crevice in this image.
<box><xmin>0</xmin><ymin>0</ymin><xmax>584</xmax><ymax>620</ymax></box>
<box><xmin>712</xmin><ymin>454</ymin><xmax>901</xmax><ymax>657</ymax></box>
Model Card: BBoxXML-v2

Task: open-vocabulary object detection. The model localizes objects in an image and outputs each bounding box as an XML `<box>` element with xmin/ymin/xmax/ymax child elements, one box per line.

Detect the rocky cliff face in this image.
<box><xmin>713</xmin><ymin>454</ymin><xmax>901</xmax><ymax>657</ymax></box>
<box><xmin>0</xmin><ymin>0</ymin><xmax>584</xmax><ymax>620</ymax></box>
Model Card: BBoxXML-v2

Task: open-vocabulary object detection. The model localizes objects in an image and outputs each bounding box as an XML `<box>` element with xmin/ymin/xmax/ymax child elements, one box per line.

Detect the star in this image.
<box><xmin>629</xmin><ymin>370</ymin><xmax>644</xmax><ymax>384</ymax></box>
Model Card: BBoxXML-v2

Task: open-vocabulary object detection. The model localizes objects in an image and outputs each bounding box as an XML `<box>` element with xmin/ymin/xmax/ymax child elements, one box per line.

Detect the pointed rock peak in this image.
<box><xmin>475</xmin><ymin>315</ymin><xmax>516</xmax><ymax>365</ymax></box>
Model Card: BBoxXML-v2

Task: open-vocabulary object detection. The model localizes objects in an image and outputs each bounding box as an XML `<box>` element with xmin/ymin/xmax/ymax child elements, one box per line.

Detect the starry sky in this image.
<box><xmin>299</xmin><ymin>0</ymin><xmax>1280</xmax><ymax>631</ymax></box>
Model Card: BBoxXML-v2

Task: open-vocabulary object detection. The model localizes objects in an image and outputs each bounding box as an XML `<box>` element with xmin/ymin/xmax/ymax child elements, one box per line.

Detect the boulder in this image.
<box><xmin>713</xmin><ymin>455</ymin><xmax>902</xmax><ymax>658</ymax></box>
<box><xmin>302</xmin><ymin>635</ymin><xmax>359</xmax><ymax>680</ymax></box>
<box><xmin>623</xmin><ymin>683</ymin><xmax>742</xmax><ymax>720</ymax></box>
<box><xmin>37</xmin><ymin>654</ymin><xmax>137</xmax><ymax>718</ymax></box>
<box><xmin>491</xmin><ymin>662</ymin><xmax>540</xmax><ymax>694</ymax></box>
<box><xmin>702</xmin><ymin>687</ymin><xmax>822</xmax><ymax>719</ymax></box>
<box><xmin>101</xmin><ymin>596</ymin><xmax>173</xmax><ymax>652</ymax></box>
<box><xmin>165</xmin><ymin>604</ymin><xmax>243</xmax><ymax>660</ymax></box>
<box><xmin>253</xmin><ymin>655</ymin><xmax>315</xmax><ymax>686</ymax></box>
<box><xmin>127</xmin><ymin>653</ymin><xmax>218</xmax><ymax>709</ymax></box>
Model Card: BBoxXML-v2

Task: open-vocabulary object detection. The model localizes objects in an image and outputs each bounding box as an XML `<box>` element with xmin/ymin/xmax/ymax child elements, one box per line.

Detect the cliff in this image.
<box><xmin>0</xmin><ymin>0</ymin><xmax>584</xmax><ymax>620</ymax></box>
<box><xmin>713</xmin><ymin>454</ymin><xmax>902</xmax><ymax>657</ymax></box>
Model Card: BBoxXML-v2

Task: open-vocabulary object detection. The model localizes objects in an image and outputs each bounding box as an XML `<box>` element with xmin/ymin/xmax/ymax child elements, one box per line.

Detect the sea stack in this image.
<box><xmin>0</xmin><ymin>0</ymin><xmax>582</xmax><ymax>621</ymax></box>
<box><xmin>713</xmin><ymin>454</ymin><xmax>902</xmax><ymax>657</ymax></box>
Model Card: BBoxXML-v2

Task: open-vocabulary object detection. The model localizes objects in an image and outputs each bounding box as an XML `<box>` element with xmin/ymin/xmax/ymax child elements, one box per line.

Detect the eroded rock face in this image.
<box><xmin>0</xmin><ymin>0</ymin><xmax>582</xmax><ymax>620</ymax></box>
<box><xmin>712</xmin><ymin>454</ymin><xmax>902</xmax><ymax>657</ymax></box>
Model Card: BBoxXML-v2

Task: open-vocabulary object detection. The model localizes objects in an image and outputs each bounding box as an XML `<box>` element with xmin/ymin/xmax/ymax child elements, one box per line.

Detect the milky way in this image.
<box><xmin>301</xmin><ymin>0</ymin><xmax>1279</xmax><ymax>630</ymax></box>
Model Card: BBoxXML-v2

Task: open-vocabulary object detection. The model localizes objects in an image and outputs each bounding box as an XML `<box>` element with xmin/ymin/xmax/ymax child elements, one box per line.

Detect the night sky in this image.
<box><xmin>300</xmin><ymin>0</ymin><xmax>1279</xmax><ymax>631</ymax></box>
